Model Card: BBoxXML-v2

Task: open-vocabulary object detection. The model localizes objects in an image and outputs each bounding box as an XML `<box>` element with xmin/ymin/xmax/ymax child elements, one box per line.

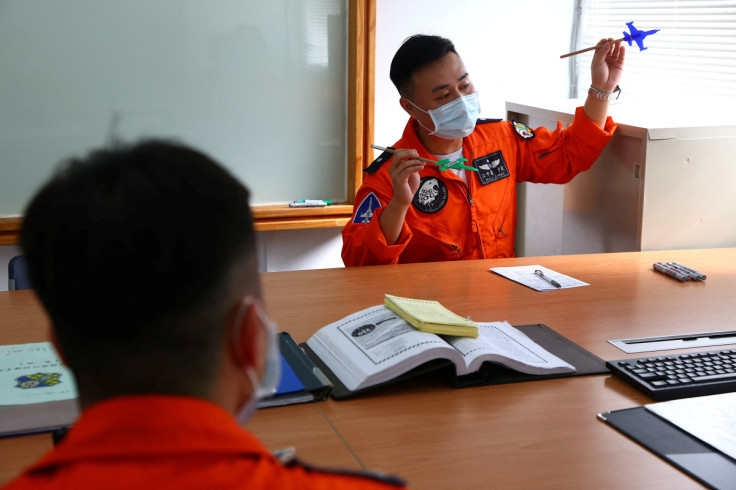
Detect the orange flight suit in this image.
<box><xmin>342</xmin><ymin>107</ymin><xmax>616</xmax><ymax>266</ymax></box>
<box><xmin>2</xmin><ymin>395</ymin><xmax>405</xmax><ymax>490</ymax></box>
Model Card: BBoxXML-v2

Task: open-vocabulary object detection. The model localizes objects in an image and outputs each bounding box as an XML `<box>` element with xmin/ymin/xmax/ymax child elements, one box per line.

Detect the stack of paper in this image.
<box><xmin>384</xmin><ymin>294</ymin><xmax>478</xmax><ymax>338</ymax></box>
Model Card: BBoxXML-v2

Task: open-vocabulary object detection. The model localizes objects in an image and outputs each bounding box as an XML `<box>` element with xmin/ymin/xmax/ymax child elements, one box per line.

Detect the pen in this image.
<box><xmin>371</xmin><ymin>144</ymin><xmax>478</xmax><ymax>172</ymax></box>
<box><xmin>534</xmin><ymin>269</ymin><xmax>561</xmax><ymax>288</ymax></box>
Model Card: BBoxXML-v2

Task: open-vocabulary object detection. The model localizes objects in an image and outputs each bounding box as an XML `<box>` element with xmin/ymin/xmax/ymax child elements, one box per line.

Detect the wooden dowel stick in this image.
<box><xmin>560</xmin><ymin>37</ymin><xmax>624</xmax><ymax>59</ymax></box>
<box><xmin>371</xmin><ymin>144</ymin><xmax>440</xmax><ymax>166</ymax></box>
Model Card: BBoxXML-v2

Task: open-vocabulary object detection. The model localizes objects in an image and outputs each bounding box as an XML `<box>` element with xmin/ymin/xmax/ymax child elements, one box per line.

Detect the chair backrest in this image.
<box><xmin>8</xmin><ymin>255</ymin><xmax>32</xmax><ymax>290</ymax></box>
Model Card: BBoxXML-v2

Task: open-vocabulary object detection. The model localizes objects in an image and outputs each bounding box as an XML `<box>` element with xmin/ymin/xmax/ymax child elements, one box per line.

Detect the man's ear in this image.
<box><xmin>399</xmin><ymin>97</ymin><xmax>417</xmax><ymax>118</ymax></box>
<box><xmin>227</xmin><ymin>296</ymin><xmax>264</xmax><ymax>374</ymax></box>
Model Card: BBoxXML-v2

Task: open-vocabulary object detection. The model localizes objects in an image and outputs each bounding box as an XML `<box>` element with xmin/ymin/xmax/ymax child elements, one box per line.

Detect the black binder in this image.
<box><xmin>301</xmin><ymin>323</ymin><xmax>608</xmax><ymax>400</ymax></box>
<box><xmin>599</xmin><ymin>406</ymin><xmax>736</xmax><ymax>489</ymax></box>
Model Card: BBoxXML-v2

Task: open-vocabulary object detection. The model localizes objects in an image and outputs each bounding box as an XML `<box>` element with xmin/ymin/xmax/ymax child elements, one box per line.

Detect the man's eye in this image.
<box><xmin>462</xmin><ymin>82</ymin><xmax>471</xmax><ymax>90</ymax></box>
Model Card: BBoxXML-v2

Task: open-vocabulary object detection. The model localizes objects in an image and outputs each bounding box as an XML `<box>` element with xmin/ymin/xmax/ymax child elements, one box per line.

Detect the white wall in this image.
<box><xmin>0</xmin><ymin>229</ymin><xmax>343</xmax><ymax>291</ymax></box>
<box><xmin>373</xmin><ymin>0</ymin><xmax>575</xmax><ymax>158</ymax></box>
<box><xmin>1</xmin><ymin>1</ymin><xmax>575</xmax><ymax>288</ymax></box>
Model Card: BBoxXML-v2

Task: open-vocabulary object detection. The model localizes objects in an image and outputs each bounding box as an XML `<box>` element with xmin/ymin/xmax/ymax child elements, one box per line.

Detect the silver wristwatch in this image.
<box><xmin>589</xmin><ymin>85</ymin><xmax>621</xmax><ymax>101</ymax></box>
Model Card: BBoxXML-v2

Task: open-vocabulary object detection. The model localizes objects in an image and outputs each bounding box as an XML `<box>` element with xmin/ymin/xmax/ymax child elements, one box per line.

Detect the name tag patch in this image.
<box><xmin>474</xmin><ymin>151</ymin><xmax>510</xmax><ymax>186</ymax></box>
<box><xmin>412</xmin><ymin>176</ymin><xmax>448</xmax><ymax>214</ymax></box>
<box><xmin>353</xmin><ymin>192</ymin><xmax>381</xmax><ymax>223</ymax></box>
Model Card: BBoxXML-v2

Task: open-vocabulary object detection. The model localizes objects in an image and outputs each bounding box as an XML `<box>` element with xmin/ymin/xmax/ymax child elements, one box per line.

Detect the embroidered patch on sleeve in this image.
<box><xmin>512</xmin><ymin>120</ymin><xmax>535</xmax><ymax>139</ymax></box>
<box><xmin>353</xmin><ymin>192</ymin><xmax>382</xmax><ymax>223</ymax></box>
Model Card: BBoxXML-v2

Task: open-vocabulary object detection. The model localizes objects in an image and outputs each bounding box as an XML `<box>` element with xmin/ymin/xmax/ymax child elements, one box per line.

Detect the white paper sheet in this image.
<box><xmin>490</xmin><ymin>265</ymin><xmax>589</xmax><ymax>291</ymax></box>
<box><xmin>647</xmin><ymin>392</ymin><xmax>736</xmax><ymax>461</ymax></box>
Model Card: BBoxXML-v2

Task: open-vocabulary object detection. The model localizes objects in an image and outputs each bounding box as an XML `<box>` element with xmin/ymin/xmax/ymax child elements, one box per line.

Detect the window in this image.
<box><xmin>570</xmin><ymin>0</ymin><xmax>736</xmax><ymax>100</ymax></box>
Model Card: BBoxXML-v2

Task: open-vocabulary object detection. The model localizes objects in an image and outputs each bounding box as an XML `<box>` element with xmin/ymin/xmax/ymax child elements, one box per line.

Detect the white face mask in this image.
<box><xmin>233</xmin><ymin>296</ymin><xmax>281</xmax><ymax>425</ymax></box>
<box><xmin>408</xmin><ymin>92</ymin><xmax>481</xmax><ymax>139</ymax></box>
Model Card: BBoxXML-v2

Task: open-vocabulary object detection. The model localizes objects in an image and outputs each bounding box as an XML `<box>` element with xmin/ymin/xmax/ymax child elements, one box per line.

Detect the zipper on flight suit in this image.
<box><xmin>466</xmin><ymin>150</ymin><xmax>485</xmax><ymax>259</ymax></box>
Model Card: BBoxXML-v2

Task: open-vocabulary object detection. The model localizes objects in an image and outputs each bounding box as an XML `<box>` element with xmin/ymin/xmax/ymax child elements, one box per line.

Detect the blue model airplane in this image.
<box><xmin>623</xmin><ymin>21</ymin><xmax>659</xmax><ymax>51</ymax></box>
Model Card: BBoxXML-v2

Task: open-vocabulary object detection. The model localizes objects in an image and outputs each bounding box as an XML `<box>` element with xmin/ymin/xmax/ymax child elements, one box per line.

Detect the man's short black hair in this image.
<box><xmin>389</xmin><ymin>34</ymin><xmax>458</xmax><ymax>98</ymax></box>
<box><xmin>21</xmin><ymin>140</ymin><xmax>258</xmax><ymax>402</ymax></box>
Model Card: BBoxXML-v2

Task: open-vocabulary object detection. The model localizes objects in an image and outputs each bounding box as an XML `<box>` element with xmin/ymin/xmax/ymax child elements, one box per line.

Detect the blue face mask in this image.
<box><xmin>234</xmin><ymin>297</ymin><xmax>281</xmax><ymax>425</ymax></box>
<box><xmin>408</xmin><ymin>92</ymin><xmax>481</xmax><ymax>139</ymax></box>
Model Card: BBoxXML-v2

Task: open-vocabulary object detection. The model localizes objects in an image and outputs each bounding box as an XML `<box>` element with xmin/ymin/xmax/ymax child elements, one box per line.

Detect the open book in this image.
<box><xmin>305</xmin><ymin>305</ymin><xmax>575</xmax><ymax>392</ymax></box>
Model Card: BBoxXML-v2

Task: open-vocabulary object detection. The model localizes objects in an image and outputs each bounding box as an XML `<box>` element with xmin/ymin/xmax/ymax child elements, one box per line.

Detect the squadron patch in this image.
<box><xmin>473</xmin><ymin>150</ymin><xmax>510</xmax><ymax>186</ymax></box>
<box><xmin>512</xmin><ymin>120</ymin><xmax>535</xmax><ymax>139</ymax></box>
<box><xmin>412</xmin><ymin>176</ymin><xmax>448</xmax><ymax>214</ymax></box>
<box><xmin>353</xmin><ymin>192</ymin><xmax>381</xmax><ymax>223</ymax></box>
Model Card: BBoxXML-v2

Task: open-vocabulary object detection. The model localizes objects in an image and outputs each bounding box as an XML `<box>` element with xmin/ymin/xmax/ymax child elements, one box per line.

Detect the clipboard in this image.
<box><xmin>599</xmin><ymin>406</ymin><xmax>736</xmax><ymax>489</ymax></box>
<box><xmin>301</xmin><ymin>323</ymin><xmax>608</xmax><ymax>400</ymax></box>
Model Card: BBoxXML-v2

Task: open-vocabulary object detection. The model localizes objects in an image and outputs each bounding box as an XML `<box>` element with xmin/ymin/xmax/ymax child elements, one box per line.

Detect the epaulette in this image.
<box><xmin>476</xmin><ymin>118</ymin><xmax>502</xmax><ymax>125</ymax></box>
<box><xmin>364</xmin><ymin>150</ymin><xmax>393</xmax><ymax>174</ymax></box>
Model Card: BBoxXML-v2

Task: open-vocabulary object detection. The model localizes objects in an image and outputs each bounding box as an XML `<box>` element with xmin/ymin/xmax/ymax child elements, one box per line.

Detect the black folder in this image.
<box><xmin>258</xmin><ymin>332</ymin><xmax>332</xmax><ymax>407</ymax></box>
<box><xmin>301</xmin><ymin>323</ymin><xmax>608</xmax><ymax>400</ymax></box>
<box><xmin>599</xmin><ymin>406</ymin><xmax>736</xmax><ymax>489</ymax></box>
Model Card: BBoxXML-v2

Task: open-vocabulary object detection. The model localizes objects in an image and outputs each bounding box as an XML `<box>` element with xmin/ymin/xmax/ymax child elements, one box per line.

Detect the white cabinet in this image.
<box><xmin>506</xmin><ymin>98</ymin><xmax>736</xmax><ymax>256</ymax></box>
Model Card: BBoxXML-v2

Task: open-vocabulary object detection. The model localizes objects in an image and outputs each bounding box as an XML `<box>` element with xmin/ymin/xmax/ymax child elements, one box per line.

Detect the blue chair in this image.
<box><xmin>8</xmin><ymin>255</ymin><xmax>32</xmax><ymax>290</ymax></box>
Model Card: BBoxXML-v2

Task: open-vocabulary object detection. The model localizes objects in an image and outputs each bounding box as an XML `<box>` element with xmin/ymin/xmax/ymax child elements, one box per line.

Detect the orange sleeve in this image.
<box><xmin>516</xmin><ymin>106</ymin><xmax>616</xmax><ymax>184</ymax></box>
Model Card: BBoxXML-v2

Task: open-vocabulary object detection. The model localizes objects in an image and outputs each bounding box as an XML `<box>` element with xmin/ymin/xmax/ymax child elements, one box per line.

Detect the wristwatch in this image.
<box><xmin>589</xmin><ymin>85</ymin><xmax>621</xmax><ymax>101</ymax></box>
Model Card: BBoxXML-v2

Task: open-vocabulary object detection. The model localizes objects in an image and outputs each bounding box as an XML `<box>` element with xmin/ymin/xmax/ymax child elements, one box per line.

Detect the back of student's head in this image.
<box><xmin>21</xmin><ymin>139</ymin><xmax>258</xmax><ymax>403</ymax></box>
<box><xmin>390</xmin><ymin>34</ymin><xmax>458</xmax><ymax>99</ymax></box>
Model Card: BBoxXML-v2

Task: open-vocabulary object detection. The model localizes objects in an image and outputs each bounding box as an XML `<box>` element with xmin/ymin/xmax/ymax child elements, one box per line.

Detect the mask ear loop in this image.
<box><xmin>405</xmin><ymin>98</ymin><xmax>439</xmax><ymax>136</ymax></box>
<box><xmin>232</xmin><ymin>296</ymin><xmax>280</xmax><ymax>399</ymax></box>
<box><xmin>232</xmin><ymin>295</ymin><xmax>262</xmax><ymax>394</ymax></box>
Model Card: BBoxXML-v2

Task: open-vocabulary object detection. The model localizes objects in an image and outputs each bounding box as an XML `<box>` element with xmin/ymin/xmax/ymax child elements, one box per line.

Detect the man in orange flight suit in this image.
<box><xmin>342</xmin><ymin>34</ymin><xmax>625</xmax><ymax>266</ymax></box>
<box><xmin>4</xmin><ymin>141</ymin><xmax>404</xmax><ymax>490</ymax></box>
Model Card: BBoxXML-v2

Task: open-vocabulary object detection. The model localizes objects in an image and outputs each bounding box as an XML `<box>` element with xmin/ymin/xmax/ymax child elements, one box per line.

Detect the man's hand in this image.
<box><xmin>591</xmin><ymin>38</ymin><xmax>625</xmax><ymax>93</ymax></box>
<box><xmin>387</xmin><ymin>149</ymin><xmax>426</xmax><ymax>206</ymax></box>
<box><xmin>379</xmin><ymin>149</ymin><xmax>425</xmax><ymax>245</ymax></box>
<box><xmin>584</xmin><ymin>38</ymin><xmax>626</xmax><ymax>128</ymax></box>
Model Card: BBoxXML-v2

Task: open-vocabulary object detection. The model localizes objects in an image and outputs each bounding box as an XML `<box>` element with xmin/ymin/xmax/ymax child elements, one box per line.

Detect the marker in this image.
<box><xmin>371</xmin><ymin>144</ymin><xmax>478</xmax><ymax>172</ymax></box>
<box><xmin>669</xmin><ymin>262</ymin><xmax>706</xmax><ymax>281</ymax></box>
<box><xmin>653</xmin><ymin>262</ymin><xmax>688</xmax><ymax>282</ymax></box>
<box><xmin>666</xmin><ymin>262</ymin><xmax>701</xmax><ymax>281</ymax></box>
<box><xmin>534</xmin><ymin>269</ymin><xmax>561</xmax><ymax>288</ymax></box>
<box><xmin>289</xmin><ymin>200</ymin><xmax>338</xmax><ymax>207</ymax></box>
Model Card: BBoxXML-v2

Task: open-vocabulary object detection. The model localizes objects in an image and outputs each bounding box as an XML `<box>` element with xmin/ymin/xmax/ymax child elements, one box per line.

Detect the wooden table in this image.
<box><xmin>2</xmin><ymin>249</ymin><xmax>735</xmax><ymax>488</ymax></box>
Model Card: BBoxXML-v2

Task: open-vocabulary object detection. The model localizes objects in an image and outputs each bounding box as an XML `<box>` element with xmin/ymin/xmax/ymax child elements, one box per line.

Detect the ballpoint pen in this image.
<box><xmin>535</xmin><ymin>269</ymin><xmax>561</xmax><ymax>288</ymax></box>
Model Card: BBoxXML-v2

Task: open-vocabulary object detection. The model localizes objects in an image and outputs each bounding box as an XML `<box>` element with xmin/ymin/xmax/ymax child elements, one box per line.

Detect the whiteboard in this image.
<box><xmin>0</xmin><ymin>0</ymin><xmax>347</xmax><ymax>215</ymax></box>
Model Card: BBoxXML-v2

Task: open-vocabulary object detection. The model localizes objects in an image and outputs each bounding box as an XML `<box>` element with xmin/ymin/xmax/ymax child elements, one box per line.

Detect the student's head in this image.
<box><xmin>391</xmin><ymin>35</ymin><xmax>477</xmax><ymax>140</ymax></box>
<box><xmin>21</xmin><ymin>140</ymin><xmax>274</xmax><ymax>413</ymax></box>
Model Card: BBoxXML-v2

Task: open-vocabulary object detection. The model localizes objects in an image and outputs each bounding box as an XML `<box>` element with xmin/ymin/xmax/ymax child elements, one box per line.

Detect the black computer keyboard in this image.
<box><xmin>606</xmin><ymin>349</ymin><xmax>736</xmax><ymax>401</ymax></box>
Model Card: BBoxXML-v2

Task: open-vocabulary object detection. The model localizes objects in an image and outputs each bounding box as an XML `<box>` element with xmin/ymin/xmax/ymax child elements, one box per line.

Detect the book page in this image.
<box><xmin>306</xmin><ymin>305</ymin><xmax>460</xmax><ymax>391</ymax></box>
<box><xmin>0</xmin><ymin>342</ymin><xmax>78</xmax><ymax>406</ymax></box>
<box><xmin>446</xmin><ymin>322</ymin><xmax>575</xmax><ymax>375</ymax></box>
